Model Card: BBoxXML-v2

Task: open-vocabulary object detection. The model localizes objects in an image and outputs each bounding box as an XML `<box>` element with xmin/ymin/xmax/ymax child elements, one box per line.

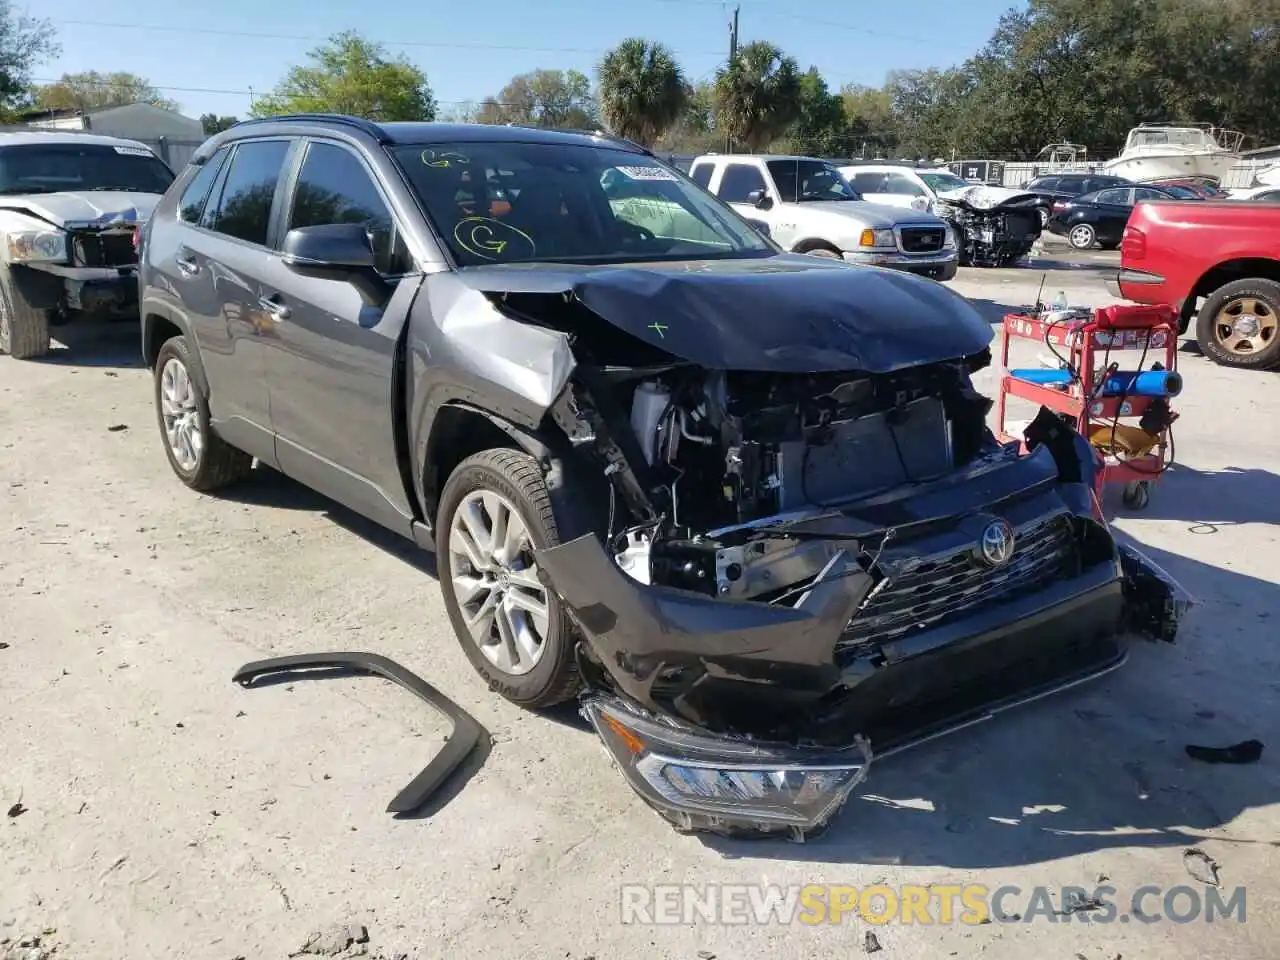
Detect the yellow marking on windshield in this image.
<box><xmin>453</xmin><ymin>217</ymin><xmax>536</xmax><ymax>260</ymax></box>
<box><xmin>421</xmin><ymin>149</ymin><xmax>471</xmax><ymax>168</ymax></box>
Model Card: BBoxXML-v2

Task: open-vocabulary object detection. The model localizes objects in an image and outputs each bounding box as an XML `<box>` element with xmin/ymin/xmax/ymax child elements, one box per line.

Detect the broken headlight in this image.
<box><xmin>583</xmin><ymin>695</ymin><xmax>871</xmax><ymax>838</ymax></box>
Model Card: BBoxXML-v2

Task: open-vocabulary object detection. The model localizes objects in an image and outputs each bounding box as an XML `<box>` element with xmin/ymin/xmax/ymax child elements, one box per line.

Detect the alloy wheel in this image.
<box><xmin>448</xmin><ymin>490</ymin><xmax>551</xmax><ymax>676</ymax></box>
<box><xmin>159</xmin><ymin>357</ymin><xmax>203</xmax><ymax>472</ymax></box>
<box><xmin>1213</xmin><ymin>296</ymin><xmax>1277</xmax><ymax>358</ymax></box>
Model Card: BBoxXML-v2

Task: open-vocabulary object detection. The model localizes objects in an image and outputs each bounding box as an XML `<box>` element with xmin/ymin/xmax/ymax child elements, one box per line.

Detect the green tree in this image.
<box><xmin>200</xmin><ymin>113</ymin><xmax>238</xmax><ymax>134</ymax></box>
<box><xmin>786</xmin><ymin>67</ymin><xmax>846</xmax><ymax>156</ymax></box>
<box><xmin>597</xmin><ymin>38</ymin><xmax>688</xmax><ymax>146</ymax></box>
<box><xmin>840</xmin><ymin>84</ymin><xmax>898</xmax><ymax>156</ymax></box>
<box><xmin>34</xmin><ymin>71</ymin><xmax>178</xmax><ymax>113</ymax></box>
<box><xmin>714</xmin><ymin>41</ymin><xmax>802</xmax><ymax>152</ymax></box>
<box><xmin>485</xmin><ymin>69</ymin><xmax>596</xmax><ymax>128</ymax></box>
<box><xmin>0</xmin><ymin>0</ymin><xmax>57</xmax><ymax>117</ymax></box>
<box><xmin>251</xmin><ymin>30</ymin><xmax>436</xmax><ymax>121</ymax></box>
<box><xmin>657</xmin><ymin>80</ymin><xmax>718</xmax><ymax>153</ymax></box>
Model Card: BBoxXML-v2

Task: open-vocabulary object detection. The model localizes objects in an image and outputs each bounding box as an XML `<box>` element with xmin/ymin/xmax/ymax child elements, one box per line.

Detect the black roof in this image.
<box><xmin>221</xmin><ymin>113</ymin><xmax>650</xmax><ymax>152</ymax></box>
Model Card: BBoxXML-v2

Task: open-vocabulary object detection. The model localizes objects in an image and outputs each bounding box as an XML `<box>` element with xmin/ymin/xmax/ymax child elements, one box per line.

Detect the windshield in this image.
<box><xmin>0</xmin><ymin>143</ymin><xmax>174</xmax><ymax>195</ymax></box>
<box><xmin>391</xmin><ymin>142</ymin><xmax>773</xmax><ymax>266</ymax></box>
<box><xmin>766</xmin><ymin>159</ymin><xmax>861</xmax><ymax>202</ymax></box>
<box><xmin>919</xmin><ymin>172</ymin><xmax>970</xmax><ymax>193</ymax></box>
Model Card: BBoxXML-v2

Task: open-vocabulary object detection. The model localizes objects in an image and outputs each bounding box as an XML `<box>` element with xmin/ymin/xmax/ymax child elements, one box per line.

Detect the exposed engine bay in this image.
<box><xmin>934</xmin><ymin>185</ymin><xmax>1042</xmax><ymax>268</ymax></box>
<box><xmin>551</xmin><ymin>357</ymin><xmax>994</xmax><ymax>602</ymax></box>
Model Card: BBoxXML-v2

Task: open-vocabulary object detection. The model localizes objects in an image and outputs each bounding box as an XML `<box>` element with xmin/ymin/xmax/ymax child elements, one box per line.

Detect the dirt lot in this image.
<box><xmin>3</xmin><ymin>260</ymin><xmax>1278</xmax><ymax>960</ymax></box>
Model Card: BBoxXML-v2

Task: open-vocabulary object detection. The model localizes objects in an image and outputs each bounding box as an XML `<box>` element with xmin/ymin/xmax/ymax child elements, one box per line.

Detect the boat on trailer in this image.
<box><xmin>1101</xmin><ymin>122</ymin><xmax>1244</xmax><ymax>184</ymax></box>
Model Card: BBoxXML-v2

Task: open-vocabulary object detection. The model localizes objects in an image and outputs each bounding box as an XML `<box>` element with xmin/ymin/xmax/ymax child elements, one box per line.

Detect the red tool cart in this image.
<box><xmin>995</xmin><ymin>303</ymin><xmax>1180</xmax><ymax>510</ymax></box>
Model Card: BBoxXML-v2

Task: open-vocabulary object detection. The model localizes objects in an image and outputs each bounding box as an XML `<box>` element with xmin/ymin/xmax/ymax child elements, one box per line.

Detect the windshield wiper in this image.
<box><xmin>85</xmin><ymin>186</ymin><xmax>144</xmax><ymax>192</ymax></box>
<box><xmin>0</xmin><ymin>186</ymin><xmax>62</xmax><ymax>195</ymax></box>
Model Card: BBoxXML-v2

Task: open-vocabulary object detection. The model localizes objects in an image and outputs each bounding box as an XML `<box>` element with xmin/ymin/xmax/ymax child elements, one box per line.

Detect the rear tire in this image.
<box><xmin>436</xmin><ymin>448</ymin><xmax>582</xmax><ymax>709</ymax></box>
<box><xmin>1067</xmin><ymin>223</ymin><xmax>1096</xmax><ymax>250</ymax></box>
<box><xmin>0</xmin><ymin>265</ymin><xmax>52</xmax><ymax>360</ymax></box>
<box><xmin>152</xmin><ymin>336</ymin><xmax>253</xmax><ymax>490</ymax></box>
<box><xmin>1194</xmin><ymin>278</ymin><xmax>1280</xmax><ymax>370</ymax></box>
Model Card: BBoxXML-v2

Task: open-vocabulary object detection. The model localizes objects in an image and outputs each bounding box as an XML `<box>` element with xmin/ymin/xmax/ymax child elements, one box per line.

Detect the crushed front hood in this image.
<box><xmin>454</xmin><ymin>254</ymin><xmax>993</xmax><ymax>373</ymax></box>
<box><xmin>936</xmin><ymin>185</ymin><xmax>1038</xmax><ymax>211</ymax></box>
<box><xmin>0</xmin><ymin>191</ymin><xmax>160</xmax><ymax>228</ymax></box>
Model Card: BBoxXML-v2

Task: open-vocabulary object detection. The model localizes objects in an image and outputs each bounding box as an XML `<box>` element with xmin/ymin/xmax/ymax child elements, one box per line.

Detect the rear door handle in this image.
<box><xmin>175</xmin><ymin>254</ymin><xmax>198</xmax><ymax>275</ymax></box>
<box><xmin>257</xmin><ymin>295</ymin><xmax>291</xmax><ymax>322</ymax></box>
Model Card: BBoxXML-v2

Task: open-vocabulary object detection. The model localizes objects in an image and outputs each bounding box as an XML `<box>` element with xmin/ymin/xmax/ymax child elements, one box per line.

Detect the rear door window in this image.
<box><xmin>205</xmin><ymin>139</ymin><xmax>292</xmax><ymax>246</ymax></box>
<box><xmin>1093</xmin><ymin>188</ymin><xmax>1131</xmax><ymax>204</ymax></box>
<box><xmin>1058</xmin><ymin>179</ymin><xmax>1087</xmax><ymax>195</ymax></box>
<box><xmin>1030</xmin><ymin>177</ymin><xmax>1059</xmax><ymax>191</ymax></box>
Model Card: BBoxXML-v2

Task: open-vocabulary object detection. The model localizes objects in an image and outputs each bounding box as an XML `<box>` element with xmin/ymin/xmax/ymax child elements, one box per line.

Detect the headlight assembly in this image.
<box><xmin>857</xmin><ymin>228</ymin><xmax>897</xmax><ymax>249</ymax></box>
<box><xmin>6</xmin><ymin>229</ymin><xmax>68</xmax><ymax>263</ymax></box>
<box><xmin>583</xmin><ymin>694</ymin><xmax>872</xmax><ymax>839</ymax></box>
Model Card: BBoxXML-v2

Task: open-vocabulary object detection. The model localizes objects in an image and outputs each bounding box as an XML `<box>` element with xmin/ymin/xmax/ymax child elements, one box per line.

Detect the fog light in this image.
<box><xmin>583</xmin><ymin>695</ymin><xmax>871</xmax><ymax>839</ymax></box>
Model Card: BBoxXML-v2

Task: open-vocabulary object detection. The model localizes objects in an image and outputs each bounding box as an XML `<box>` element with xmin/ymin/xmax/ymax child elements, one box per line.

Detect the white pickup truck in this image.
<box><xmin>0</xmin><ymin>131</ymin><xmax>174</xmax><ymax>359</ymax></box>
<box><xmin>688</xmin><ymin>153</ymin><xmax>958</xmax><ymax>281</ymax></box>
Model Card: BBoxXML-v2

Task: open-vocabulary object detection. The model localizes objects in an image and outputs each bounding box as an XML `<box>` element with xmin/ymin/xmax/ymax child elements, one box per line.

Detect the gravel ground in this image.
<box><xmin>2</xmin><ymin>261</ymin><xmax>1277</xmax><ymax>960</ymax></box>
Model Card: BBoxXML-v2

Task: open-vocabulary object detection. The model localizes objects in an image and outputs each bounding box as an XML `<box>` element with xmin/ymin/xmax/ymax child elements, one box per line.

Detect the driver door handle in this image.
<box><xmin>175</xmin><ymin>255</ymin><xmax>198</xmax><ymax>276</ymax></box>
<box><xmin>258</xmin><ymin>295</ymin><xmax>291</xmax><ymax>322</ymax></box>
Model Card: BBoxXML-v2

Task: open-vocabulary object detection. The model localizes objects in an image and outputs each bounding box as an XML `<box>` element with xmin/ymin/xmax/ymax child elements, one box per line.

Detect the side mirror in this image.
<box><xmin>910</xmin><ymin>196</ymin><xmax>930</xmax><ymax>211</ymax></box>
<box><xmin>745</xmin><ymin>218</ymin><xmax>771</xmax><ymax>238</ymax></box>
<box><xmin>745</xmin><ymin>189</ymin><xmax>773</xmax><ymax>210</ymax></box>
<box><xmin>282</xmin><ymin>223</ymin><xmax>389</xmax><ymax>306</ymax></box>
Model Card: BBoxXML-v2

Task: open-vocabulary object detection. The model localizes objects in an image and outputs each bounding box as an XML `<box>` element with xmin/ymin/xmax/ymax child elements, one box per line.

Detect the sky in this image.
<box><xmin>30</xmin><ymin>0</ymin><xmax>1015</xmax><ymax>120</ymax></box>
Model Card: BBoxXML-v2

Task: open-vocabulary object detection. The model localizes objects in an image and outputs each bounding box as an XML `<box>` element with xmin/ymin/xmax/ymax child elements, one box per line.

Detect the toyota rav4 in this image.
<box><xmin>138</xmin><ymin>115</ymin><xmax>1190</xmax><ymax>839</ymax></box>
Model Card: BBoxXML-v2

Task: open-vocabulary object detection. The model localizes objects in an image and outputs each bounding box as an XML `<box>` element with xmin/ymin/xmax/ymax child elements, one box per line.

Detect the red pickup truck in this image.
<box><xmin>1112</xmin><ymin>199</ymin><xmax>1280</xmax><ymax>370</ymax></box>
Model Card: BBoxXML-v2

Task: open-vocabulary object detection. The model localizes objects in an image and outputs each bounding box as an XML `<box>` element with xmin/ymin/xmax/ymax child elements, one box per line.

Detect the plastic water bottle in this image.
<box><xmin>1051</xmin><ymin>290</ymin><xmax>1069</xmax><ymax>312</ymax></box>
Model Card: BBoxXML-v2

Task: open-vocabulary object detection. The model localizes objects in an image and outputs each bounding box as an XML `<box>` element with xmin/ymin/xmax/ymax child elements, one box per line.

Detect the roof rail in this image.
<box><xmin>230</xmin><ymin>113</ymin><xmax>389</xmax><ymax>142</ymax></box>
<box><xmin>501</xmin><ymin>121</ymin><xmax>653</xmax><ymax>156</ymax></box>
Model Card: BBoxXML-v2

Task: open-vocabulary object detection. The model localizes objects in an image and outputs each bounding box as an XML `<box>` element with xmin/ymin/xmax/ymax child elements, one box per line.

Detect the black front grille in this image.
<box><xmin>900</xmin><ymin>226</ymin><xmax>946</xmax><ymax>253</ymax></box>
<box><xmin>70</xmin><ymin>230</ymin><xmax>137</xmax><ymax>268</ymax></box>
<box><xmin>837</xmin><ymin>514</ymin><xmax>1077</xmax><ymax>656</ymax></box>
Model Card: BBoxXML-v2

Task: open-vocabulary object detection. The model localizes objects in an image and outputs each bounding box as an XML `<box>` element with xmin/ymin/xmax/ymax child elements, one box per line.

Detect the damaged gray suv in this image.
<box><xmin>139</xmin><ymin>115</ymin><xmax>1191</xmax><ymax>839</ymax></box>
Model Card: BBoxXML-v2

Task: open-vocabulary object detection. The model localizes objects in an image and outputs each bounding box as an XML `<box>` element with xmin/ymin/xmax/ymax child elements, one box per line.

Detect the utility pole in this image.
<box><xmin>724</xmin><ymin>4</ymin><xmax>739</xmax><ymax>153</ymax></box>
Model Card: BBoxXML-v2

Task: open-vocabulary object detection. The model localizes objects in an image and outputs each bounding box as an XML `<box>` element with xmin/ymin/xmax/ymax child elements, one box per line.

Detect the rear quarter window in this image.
<box><xmin>177</xmin><ymin>148</ymin><xmax>230</xmax><ymax>223</ymax></box>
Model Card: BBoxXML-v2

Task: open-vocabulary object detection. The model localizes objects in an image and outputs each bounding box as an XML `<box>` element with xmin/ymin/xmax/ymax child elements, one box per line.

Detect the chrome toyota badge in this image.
<box><xmin>978</xmin><ymin>519</ymin><xmax>1015</xmax><ymax>567</ymax></box>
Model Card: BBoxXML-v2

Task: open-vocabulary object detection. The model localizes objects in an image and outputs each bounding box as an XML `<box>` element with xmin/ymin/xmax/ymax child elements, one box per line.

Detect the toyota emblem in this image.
<box><xmin>978</xmin><ymin>519</ymin><xmax>1016</xmax><ymax>567</ymax></box>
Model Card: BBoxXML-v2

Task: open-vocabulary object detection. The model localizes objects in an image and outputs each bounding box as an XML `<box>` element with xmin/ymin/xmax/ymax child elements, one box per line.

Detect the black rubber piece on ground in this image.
<box><xmin>1185</xmin><ymin>739</ymin><xmax>1264</xmax><ymax>765</ymax></box>
<box><xmin>232</xmin><ymin>651</ymin><xmax>487</xmax><ymax>814</ymax></box>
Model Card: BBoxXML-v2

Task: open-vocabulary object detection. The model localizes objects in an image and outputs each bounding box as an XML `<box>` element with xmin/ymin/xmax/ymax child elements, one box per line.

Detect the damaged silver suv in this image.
<box><xmin>138</xmin><ymin>116</ymin><xmax>1190</xmax><ymax>839</ymax></box>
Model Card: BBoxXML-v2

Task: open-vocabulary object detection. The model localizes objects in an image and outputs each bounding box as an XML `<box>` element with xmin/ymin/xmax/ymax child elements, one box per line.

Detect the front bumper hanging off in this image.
<box><xmin>535</xmin><ymin>512</ymin><xmax>1194</xmax><ymax>840</ymax></box>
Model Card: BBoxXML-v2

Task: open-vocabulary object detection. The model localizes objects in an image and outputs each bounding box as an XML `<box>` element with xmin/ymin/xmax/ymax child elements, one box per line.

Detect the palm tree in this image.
<box><xmin>597</xmin><ymin>39</ymin><xmax>688</xmax><ymax>146</ymax></box>
<box><xmin>714</xmin><ymin>42</ymin><xmax>802</xmax><ymax>151</ymax></box>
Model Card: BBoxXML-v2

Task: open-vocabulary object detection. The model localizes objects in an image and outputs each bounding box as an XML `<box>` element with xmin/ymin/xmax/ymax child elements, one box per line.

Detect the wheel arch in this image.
<box><xmin>792</xmin><ymin>237</ymin><xmax>844</xmax><ymax>256</ymax></box>
<box><xmin>1188</xmin><ymin>257</ymin><xmax>1280</xmax><ymax>305</ymax></box>
<box><xmin>420</xmin><ymin>401</ymin><xmax>558</xmax><ymax>527</ymax></box>
<box><xmin>141</xmin><ymin>308</ymin><xmax>211</xmax><ymax>392</ymax></box>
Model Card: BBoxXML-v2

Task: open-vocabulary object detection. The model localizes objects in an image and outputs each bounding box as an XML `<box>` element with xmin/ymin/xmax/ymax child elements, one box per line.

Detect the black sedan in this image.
<box><xmin>1046</xmin><ymin>184</ymin><xmax>1179</xmax><ymax>250</ymax></box>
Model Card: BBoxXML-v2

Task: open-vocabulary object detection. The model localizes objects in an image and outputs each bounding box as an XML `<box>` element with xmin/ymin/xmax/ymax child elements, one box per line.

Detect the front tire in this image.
<box><xmin>436</xmin><ymin>448</ymin><xmax>581</xmax><ymax>709</ymax></box>
<box><xmin>0</xmin><ymin>265</ymin><xmax>51</xmax><ymax>360</ymax></box>
<box><xmin>152</xmin><ymin>336</ymin><xmax>253</xmax><ymax>490</ymax></box>
<box><xmin>1194</xmin><ymin>279</ymin><xmax>1280</xmax><ymax>370</ymax></box>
